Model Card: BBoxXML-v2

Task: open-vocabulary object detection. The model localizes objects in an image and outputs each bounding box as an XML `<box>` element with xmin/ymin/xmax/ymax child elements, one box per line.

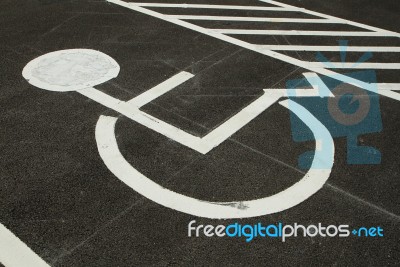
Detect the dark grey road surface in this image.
<box><xmin>0</xmin><ymin>0</ymin><xmax>399</xmax><ymax>266</ymax></box>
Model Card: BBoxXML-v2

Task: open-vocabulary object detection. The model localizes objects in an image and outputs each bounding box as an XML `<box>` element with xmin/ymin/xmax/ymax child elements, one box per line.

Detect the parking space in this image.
<box><xmin>0</xmin><ymin>0</ymin><xmax>399</xmax><ymax>266</ymax></box>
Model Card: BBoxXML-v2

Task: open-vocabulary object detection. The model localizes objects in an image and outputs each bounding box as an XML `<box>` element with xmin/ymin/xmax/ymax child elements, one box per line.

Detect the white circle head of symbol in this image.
<box><xmin>22</xmin><ymin>49</ymin><xmax>120</xmax><ymax>92</ymax></box>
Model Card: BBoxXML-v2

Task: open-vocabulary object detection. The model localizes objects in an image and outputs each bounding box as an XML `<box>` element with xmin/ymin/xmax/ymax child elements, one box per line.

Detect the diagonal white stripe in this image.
<box><xmin>165</xmin><ymin>15</ymin><xmax>331</xmax><ymax>23</ymax></box>
<box><xmin>256</xmin><ymin>45</ymin><xmax>400</xmax><ymax>52</ymax></box>
<box><xmin>130</xmin><ymin>2</ymin><xmax>295</xmax><ymax>11</ymax></box>
<box><xmin>0</xmin><ymin>223</ymin><xmax>50</xmax><ymax>267</ymax></box>
<box><xmin>209</xmin><ymin>29</ymin><xmax>392</xmax><ymax>37</ymax></box>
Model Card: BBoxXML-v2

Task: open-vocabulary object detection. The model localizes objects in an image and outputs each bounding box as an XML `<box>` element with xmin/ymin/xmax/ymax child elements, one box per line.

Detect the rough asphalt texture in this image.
<box><xmin>0</xmin><ymin>0</ymin><xmax>399</xmax><ymax>266</ymax></box>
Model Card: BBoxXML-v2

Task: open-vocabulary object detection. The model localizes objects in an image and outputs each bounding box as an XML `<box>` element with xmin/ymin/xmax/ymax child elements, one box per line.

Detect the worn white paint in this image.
<box><xmin>376</xmin><ymin>83</ymin><xmax>400</xmax><ymax>90</ymax></box>
<box><xmin>257</xmin><ymin>45</ymin><xmax>400</xmax><ymax>52</ymax></box>
<box><xmin>23</xmin><ymin>49</ymin><xmax>290</xmax><ymax>155</ymax></box>
<box><xmin>79</xmin><ymin>85</ymin><xmax>285</xmax><ymax>154</ymax></box>
<box><xmin>21</xmin><ymin>48</ymin><xmax>336</xmax><ymax>219</ymax></box>
<box><xmin>302</xmin><ymin>72</ymin><xmax>334</xmax><ymax>97</ymax></box>
<box><xmin>22</xmin><ymin>49</ymin><xmax>120</xmax><ymax>92</ymax></box>
<box><xmin>259</xmin><ymin>0</ymin><xmax>400</xmax><ymax>37</ymax></box>
<box><xmin>209</xmin><ymin>29</ymin><xmax>393</xmax><ymax>37</ymax></box>
<box><xmin>305</xmin><ymin>62</ymin><xmax>400</xmax><ymax>70</ymax></box>
<box><xmin>106</xmin><ymin>0</ymin><xmax>400</xmax><ymax>102</ymax></box>
<box><xmin>95</xmin><ymin>98</ymin><xmax>334</xmax><ymax>218</ymax></box>
<box><xmin>376</xmin><ymin>89</ymin><xmax>400</xmax><ymax>101</ymax></box>
<box><xmin>20</xmin><ymin>0</ymin><xmax>400</xmax><ymax>220</ymax></box>
<box><xmin>127</xmin><ymin>71</ymin><xmax>194</xmax><ymax>107</ymax></box>
<box><xmin>78</xmin><ymin>86</ymin><xmax>207</xmax><ymax>153</ymax></box>
<box><xmin>128</xmin><ymin>3</ymin><xmax>295</xmax><ymax>11</ymax></box>
<box><xmin>79</xmin><ymin>70</ymin><xmax>337</xmax><ymax>155</ymax></box>
<box><xmin>0</xmin><ymin>223</ymin><xmax>50</xmax><ymax>267</ymax></box>
<box><xmin>21</xmin><ymin>46</ymin><xmax>340</xmax><ymax>155</ymax></box>
<box><xmin>165</xmin><ymin>15</ymin><xmax>331</xmax><ymax>23</ymax></box>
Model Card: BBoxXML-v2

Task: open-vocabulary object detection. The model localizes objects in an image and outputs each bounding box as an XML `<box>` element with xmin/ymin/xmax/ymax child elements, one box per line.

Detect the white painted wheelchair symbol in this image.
<box><xmin>22</xmin><ymin>0</ymin><xmax>400</xmax><ymax>220</ymax></box>
<box><xmin>23</xmin><ymin>49</ymin><xmax>335</xmax><ymax>219</ymax></box>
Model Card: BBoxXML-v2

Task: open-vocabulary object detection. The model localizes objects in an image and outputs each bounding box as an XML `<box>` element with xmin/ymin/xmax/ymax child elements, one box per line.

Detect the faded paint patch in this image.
<box><xmin>23</xmin><ymin>49</ymin><xmax>120</xmax><ymax>92</ymax></box>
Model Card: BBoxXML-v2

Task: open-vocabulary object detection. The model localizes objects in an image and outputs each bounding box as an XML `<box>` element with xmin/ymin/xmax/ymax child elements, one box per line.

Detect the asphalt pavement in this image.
<box><xmin>0</xmin><ymin>0</ymin><xmax>399</xmax><ymax>266</ymax></box>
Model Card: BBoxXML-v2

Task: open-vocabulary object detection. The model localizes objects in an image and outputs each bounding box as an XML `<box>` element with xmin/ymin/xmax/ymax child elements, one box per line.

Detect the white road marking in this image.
<box><xmin>209</xmin><ymin>29</ymin><xmax>394</xmax><ymax>37</ymax></box>
<box><xmin>200</xmin><ymin>91</ymin><xmax>282</xmax><ymax>150</ymax></box>
<box><xmin>257</xmin><ymin>45</ymin><xmax>400</xmax><ymax>52</ymax></box>
<box><xmin>259</xmin><ymin>0</ymin><xmax>400</xmax><ymax>37</ymax></box>
<box><xmin>23</xmin><ymin>45</ymin><xmax>371</xmax><ymax>156</ymax></box>
<box><xmin>127</xmin><ymin>71</ymin><xmax>194</xmax><ymax>107</ymax></box>
<box><xmin>375</xmin><ymin>83</ymin><xmax>400</xmax><ymax>90</ymax></box>
<box><xmin>22</xmin><ymin>49</ymin><xmax>120</xmax><ymax>92</ymax></box>
<box><xmin>25</xmin><ymin>50</ymin><xmax>333</xmax><ymax>155</ymax></box>
<box><xmin>21</xmin><ymin>49</ymin><xmax>338</xmax><ymax>220</ymax></box>
<box><xmin>78</xmin><ymin>86</ymin><xmax>207</xmax><ymax>153</ymax></box>
<box><xmin>0</xmin><ymin>223</ymin><xmax>50</xmax><ymax>267</ymax></box>
<box><xmin>376</xmin><ymin>89</ymin><xmax>400</xmax><ymax>101</ymax></box>
<box><xmin>21</xmin><ymin>0</ymin><xmax>400</xmax><ymax>219</ymax></box>
<box><xmin>305</xmin><ymin>62</ymin><xmax>400</xmax><ymax>70</ymax></box>
<box><xmin>81</xmin><ymin>70</ymin><xmax>338</xmax><ymax>155</ymax></box>
<box><xmin>106</xmin><ymin>0</ymin><xmax>400</xmax><ymax>102</ymax></box>
<box><xmin>128</xmin><ymin>3</ymin><xmax>295</xmax><ymax>11</ymax></box>
<box><xmin>302</xmin><ymin>72</ymin><xmax>334</xmax><ymax>97</ymax></box>
<box><xmin>79</xmin><ymin>84</ymin><xmax>286</xmax><ymax>154</ymax></box>
<box><xmin>95</xmin><ymin>99</ymin><xmax>334</xmax><ymax>218</ymax></box>
<box><xmin>165</xmin><ymin>15</ymin><xmax>331</xmax><ymax>23</ymax></box>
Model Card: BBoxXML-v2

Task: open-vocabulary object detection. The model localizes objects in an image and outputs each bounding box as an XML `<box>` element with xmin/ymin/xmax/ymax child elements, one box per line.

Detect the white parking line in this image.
<box><xmin>209</xmin><ymin>29</ymin><xmax>394</xmax><ymax>37</ymax></box>
<box><xmin>0</xmin><ymin>223</ymin><xmax>50</xmax><ymax>267</ymax></box>
<box><xmin>375</xmin><ymin>83</ymin><xmax>400</xmax><ymax>90</ymax></box>
<box><xmin>259</xmin><ymin>0</ymin><xmax>400</xmax><ymax>36</ymax></box>
<box><xmin>305</xmin><ymin>62</ymin><xmax>400</xmax><ymax>70</ymax></box>
<box><xmin>128</xmin><ymin>3</ymin><xmax>295</xmax><ymax>11</ymax></box>
<box><xmin>376</xmin><ymin>89</ymin><xmax>400</xmax><ymax>101</ymax></box>
<box><xmin>164</xmin><ymin>15</ymin><xmax>331</xmax><ymax>23</ymax></box>
<box><xmin>257</xmin><ymin>45</ymin><xmax>400</xmax><ymax>52</ymax></box>
<box><xmin>107</xmin><ymin>0</ymin><xmax>400</xmax><ymax>101</ymax></box>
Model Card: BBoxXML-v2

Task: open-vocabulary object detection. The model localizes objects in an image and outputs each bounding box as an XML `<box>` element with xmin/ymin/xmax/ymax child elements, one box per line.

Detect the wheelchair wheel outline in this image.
<box><xmin>95</xmin><ymin>99</ymin><xmax>334</xmax><ymax>219</ymax></box>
